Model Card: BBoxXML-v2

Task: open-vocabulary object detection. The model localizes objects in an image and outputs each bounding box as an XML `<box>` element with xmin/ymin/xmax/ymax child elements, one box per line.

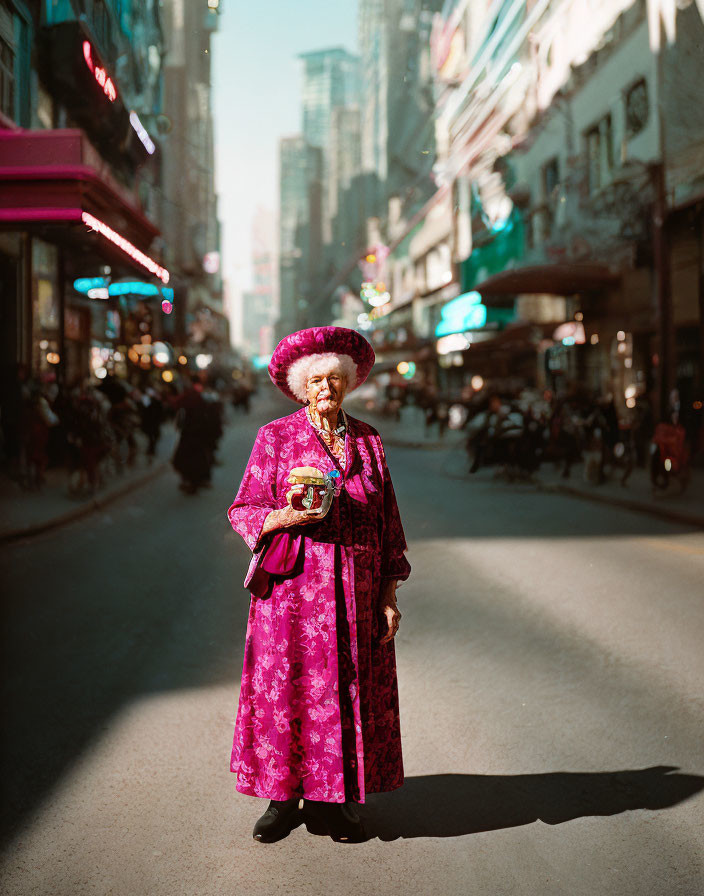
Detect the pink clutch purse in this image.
<box><xmin>246</xmin><ymin>531</ymin><xmax>303</xmax><ymax>599</ymax></box>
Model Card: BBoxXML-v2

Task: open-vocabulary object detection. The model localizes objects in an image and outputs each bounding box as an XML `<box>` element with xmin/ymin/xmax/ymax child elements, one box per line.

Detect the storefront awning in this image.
<box><xmin>475</xmin><ymin>263</ymin><xmax>620</xmax><ymax>297</ymax></box>
<box><xmin>0</xmin><ymin>128</ymin><xmax>168</xmax><ymax>282</ymax></box>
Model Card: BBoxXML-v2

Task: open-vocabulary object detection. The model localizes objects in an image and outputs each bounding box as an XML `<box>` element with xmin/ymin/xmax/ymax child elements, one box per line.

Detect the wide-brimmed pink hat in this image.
<box><xmin>268</xmin><ymin>326</ymin><xmax>375</xmax><ymax>404</ymax></box>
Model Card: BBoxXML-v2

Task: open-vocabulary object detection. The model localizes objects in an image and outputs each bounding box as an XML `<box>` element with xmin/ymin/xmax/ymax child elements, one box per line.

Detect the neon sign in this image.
<box><xmin>73</xmin><ymin>277</ymin><xmax>174</xmax><ymax>300</ymax></box>
<box><xmin>129</xmin><ymin>112</ymin><xmax>156</xmax><ymax>155</ymax></box>
<box><xmin>435</xmin><ymin>291</ymin><xmax>485</xmax><ymax>336</ymax></box>
<box><xmin>83</xmin><ymin>40</ymin><xmax>117</xmax><ymax>103</ymax></box>
<box><xmin>81</xmin><ymin>212</ymin><xmax>170</xmax><ymax>284</ymax></box>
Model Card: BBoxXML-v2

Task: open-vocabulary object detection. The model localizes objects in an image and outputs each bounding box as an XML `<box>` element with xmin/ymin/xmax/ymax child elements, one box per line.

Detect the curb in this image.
<box><xmin>0</xmin><ymin>458</ymin><xmax>170</xmax><ymax>546</ymax></box>
<box><xmin>535</xmin><ymin>480</ymin><xmax>704</xmax><ymax>530</ymax></box>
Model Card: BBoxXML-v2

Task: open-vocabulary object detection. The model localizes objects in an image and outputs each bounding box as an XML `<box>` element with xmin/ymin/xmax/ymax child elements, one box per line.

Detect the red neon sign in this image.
<box><xmin>82</xmin><ymin>40</ymin><xmax>117</xmax><ymax>103</ymax></box>
<box><xmin>82</xmin><ymin>212</ymin><xmax>170</xmax><ymax>284</ymax></box>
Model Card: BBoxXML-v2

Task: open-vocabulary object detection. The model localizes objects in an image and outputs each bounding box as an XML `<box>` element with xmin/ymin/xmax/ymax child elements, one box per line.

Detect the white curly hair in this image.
<box><xmin>286</xmin><ymin>352</ymin><xmax>358</xmax><ymax>403</ymax></box>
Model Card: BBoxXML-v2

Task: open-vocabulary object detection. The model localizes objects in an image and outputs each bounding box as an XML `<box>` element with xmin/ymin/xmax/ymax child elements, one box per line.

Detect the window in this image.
<box><xmin>542</xmin><ymin>156</ymin><xmax>559</xmax><ymax>199</ymax></box>
<box><xmin>625</xmin><ymin>79</ymin><xmax>649</xmax><ymax>138</ymax></box>
<box><xmin>0</xmin><ymin>33</ymin><xmax>13</xmax><ymax>119</ymax></box>
<box><xmin>540</xmin><ymin>156</ymin><xmax>560</xmax><ymax>237</ymax></box>
<box><xmin>585</xmin><ymin>114</ymin><xmax>614</xmax><ymax>192</ymax></box>
<box><xmin>0</xmin><ymin>1</ymin><xmax>14</xmax><ymax>121</ymax></box>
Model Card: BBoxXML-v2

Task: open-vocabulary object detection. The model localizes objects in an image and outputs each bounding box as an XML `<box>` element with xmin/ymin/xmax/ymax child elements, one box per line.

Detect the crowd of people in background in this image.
<box><xmin>377</xmin><ymin>377</ymin><xmax>703</xmax><ymax>493</ymax></box>
<box><xmin>0</xmin><ymin>363</ymin><xmax>254</xmax><ymax>498</ymax></box>
<box><xmin>2</xmin><ymin>361</ymin><xmax>701</xmax><ymax>499</ymax></box>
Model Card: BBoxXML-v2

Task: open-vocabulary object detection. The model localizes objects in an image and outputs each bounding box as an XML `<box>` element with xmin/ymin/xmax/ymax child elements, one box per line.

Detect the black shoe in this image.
<box><xmin>252</xmin><ymin>798</ymin><xmax>301</xmax><ymax>843</ymax></box>
<box><xmin>303</xmin><ymin>801</ymin><xmax>368</xmax><ymax>843</ymax></box>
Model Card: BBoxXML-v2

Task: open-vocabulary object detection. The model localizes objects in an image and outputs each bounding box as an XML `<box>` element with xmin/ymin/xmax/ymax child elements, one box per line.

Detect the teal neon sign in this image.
<box><xmin>435</xmin><ymin>291</ymin><xmax>487</xmax><ymax>337</ymax></box>
<box><xmin>73</xmin><ymin>278</ymin><xmax>174</xmax><ymax>301</ymax></box>
<box><xmin>252</xmin><ymin>354</ymin><xmax>272</xmax><ymax>370</ymax></box>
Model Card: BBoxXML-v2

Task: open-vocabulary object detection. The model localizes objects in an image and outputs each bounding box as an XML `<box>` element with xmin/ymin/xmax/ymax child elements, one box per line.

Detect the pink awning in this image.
<box><xmin>0</xmin><ymin>128</ymin><xmax>159</xmax><ymax>246</ymax></box>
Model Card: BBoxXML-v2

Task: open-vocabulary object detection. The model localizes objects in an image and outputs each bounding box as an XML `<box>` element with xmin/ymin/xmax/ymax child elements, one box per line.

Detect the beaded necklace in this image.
<box><xmin>306</xmin><ymin>405</ymin><xmax>347</xmax><ymax>470</ymax></box>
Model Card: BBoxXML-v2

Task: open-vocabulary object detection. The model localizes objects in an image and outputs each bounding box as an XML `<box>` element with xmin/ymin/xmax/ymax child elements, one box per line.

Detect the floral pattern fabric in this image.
<box><xmin>227</xmin><ymin>406</ymin><xmax>410</xmax><ymax>803</ymax></box>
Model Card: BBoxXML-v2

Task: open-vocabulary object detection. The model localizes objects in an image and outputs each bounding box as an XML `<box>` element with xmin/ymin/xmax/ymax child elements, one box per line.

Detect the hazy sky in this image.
<box><xmin>212</xmin><ymin>1</ymin><xmax>358</xmax><ymax>308</ymax></box>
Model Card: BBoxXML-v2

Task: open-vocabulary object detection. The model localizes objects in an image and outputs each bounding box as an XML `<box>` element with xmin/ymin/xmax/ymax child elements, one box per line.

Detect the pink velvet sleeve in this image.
<box><xmin>376</xmin><ymin>436</ymin><xmax>411</xmax><ymax>582</ymax></box>
<box><xmin>227</xmin><ymin>426</ymin><xmax>279</xmax><ymax>552</ymax></box>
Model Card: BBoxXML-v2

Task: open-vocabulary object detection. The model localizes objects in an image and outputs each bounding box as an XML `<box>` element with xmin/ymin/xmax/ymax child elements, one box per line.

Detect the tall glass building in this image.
<box><xmin>299</xmin><ymin>48</ymin><xmax>360</xmax><ymax>243</ymax></box>
<box><xmin>299</xmin><ymin>47</ymin><xmax>360</xmax><ymax>151</ymax></box>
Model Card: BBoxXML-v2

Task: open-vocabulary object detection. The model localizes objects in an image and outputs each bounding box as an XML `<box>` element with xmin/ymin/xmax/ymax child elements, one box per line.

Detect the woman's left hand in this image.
<box><xmin>379</xmin><ymin>582</ymin><xmax>402</xmax><ymax>645</ymax></box>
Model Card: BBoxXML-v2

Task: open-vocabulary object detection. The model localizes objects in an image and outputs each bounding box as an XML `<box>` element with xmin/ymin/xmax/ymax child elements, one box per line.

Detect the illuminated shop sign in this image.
<box><xmin>81</xmin><ymin>212</ymin><xmax>170</xmax><ymax>284</ymax></box>
<box><xmin>361</xmin><ymin>280</ymin><xmax>391</xmax><ymax>308</ymax></box>
<box><xmin>552</xmin><ymin>321</ymin><xmax>586</xmax><ymax>346</ymax></box>
<box><xmin>435</xmin><ymin>291</ymin><xmax>486</xmax><ymax>336</ymax></box>
<box><xmin>129</xmin><ymin>112</ymin><xmax>156</xmax><ymax>155</ymax></box>
<box><xmin>73</xmin><ymin>277</ymin><xmax>174</xmax><ymax>300</ymax></box>
<box><xmin>435</xmin><ymin>290</ymin><xmax>515</xmax><ymax>337</ymax></box>
<box><xmin>203</xmin><ymin>251</ymin><xmax>220</xmax><ymax>274</ymax></box>
<box><xmin>82</xmin><ymin>40</ymin><xmax>117</xmax><ymax>102</ymax></box>
<box><xmin>80</xmin><ymin>39</ymin><xmax>156</xmax><ymax>155</ymax></box>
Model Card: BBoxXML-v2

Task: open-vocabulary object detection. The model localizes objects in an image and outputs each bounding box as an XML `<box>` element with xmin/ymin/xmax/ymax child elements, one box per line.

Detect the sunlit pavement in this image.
<box><xmin>1</xmin><ymin>395</ymin><xmax>703</xmax><ymax>896</ymax></box>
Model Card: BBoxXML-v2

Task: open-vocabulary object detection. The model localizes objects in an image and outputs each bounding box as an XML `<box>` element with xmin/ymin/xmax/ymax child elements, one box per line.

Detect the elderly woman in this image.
<box><xmin>227</xmin><ymin>326</ymin><xmax>410</xmax><ymax>843</ymax></box>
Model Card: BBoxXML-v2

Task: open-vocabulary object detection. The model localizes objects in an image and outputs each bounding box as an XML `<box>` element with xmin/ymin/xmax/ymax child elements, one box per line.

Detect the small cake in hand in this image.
<box><xmin>286</xmin><ymin>466</ymin><xmax>327</xmax><ymax>511</ymax></box>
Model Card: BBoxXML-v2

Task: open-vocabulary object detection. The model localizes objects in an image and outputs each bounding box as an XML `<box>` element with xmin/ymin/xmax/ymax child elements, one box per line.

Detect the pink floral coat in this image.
<box><xmin>227</xmin><ymin>406</ymin><xmax>411</xmax><ymax>803</ymax></box>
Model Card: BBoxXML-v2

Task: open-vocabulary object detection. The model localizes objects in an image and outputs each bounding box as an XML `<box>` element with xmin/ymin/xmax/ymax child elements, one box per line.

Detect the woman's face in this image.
<box><xmin>306</xmin><ymin>364</ymin><xmax>347</xmax><ymax>415</ymax></box>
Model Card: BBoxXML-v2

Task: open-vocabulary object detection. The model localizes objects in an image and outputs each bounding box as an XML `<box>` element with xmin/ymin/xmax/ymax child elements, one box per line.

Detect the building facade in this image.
<box><xmin>0</xmin><ymin>0</ymin><xmax>168</xmax><ymax>392</ymax></box>
<box><xmin>359</xmin><ymin>0</ymin><xmax>704</xmax><ymax>421</ymax></box>
<box><xmin>160</xmin><ymin>0</ymin><xmax>225</xmax><ymax>357</ymax></box>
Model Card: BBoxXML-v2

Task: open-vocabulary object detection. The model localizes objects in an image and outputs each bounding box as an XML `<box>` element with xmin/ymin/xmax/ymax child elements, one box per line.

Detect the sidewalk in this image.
<box><xmin>354</xmin><ymin>402</ymin><xmax>704</xmax><ymax>529</ymax></box>
<box><xmin>0</xmin><ymin>424</ymin><xmax>179</xmax><ymax>544</ymax></box>
<box><xmin>532</xmin><ymin>463</ymin><xmax>704</xmax><ymax>529</ymax></box>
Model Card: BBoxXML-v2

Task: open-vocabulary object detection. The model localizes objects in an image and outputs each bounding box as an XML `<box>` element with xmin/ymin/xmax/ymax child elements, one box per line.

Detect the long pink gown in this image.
<box><xmin>227</xmin><ymin>406</ymin><xmax>410</xmax><ymax>803</ymax></box>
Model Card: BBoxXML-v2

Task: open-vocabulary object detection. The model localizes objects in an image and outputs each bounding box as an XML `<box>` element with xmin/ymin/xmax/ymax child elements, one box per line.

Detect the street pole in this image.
<box><xmin>651</xmin><ymin>160</ymin><xmax>673</xmax><ymax>422</ymax></box>
<box><xmin>652</xmin><ymin>31</ymin><xmax>674</xmax><ymax>423</ymax></box>
<box><xmin>57</xmin><ymin>248</ymin><xmax>66</xmax><ymax>395</ymax></box>
<box><xmin>698</xmin><ymin>205</ymin><xmax>704</xmax><ymax>399</ymax></box>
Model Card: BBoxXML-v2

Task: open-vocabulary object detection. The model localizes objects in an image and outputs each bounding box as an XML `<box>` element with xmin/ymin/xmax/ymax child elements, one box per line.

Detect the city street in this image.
<box><xmin>1</xmin><ymin>398</ymin><xmax>703</xmax><ymax>896</ymax></box>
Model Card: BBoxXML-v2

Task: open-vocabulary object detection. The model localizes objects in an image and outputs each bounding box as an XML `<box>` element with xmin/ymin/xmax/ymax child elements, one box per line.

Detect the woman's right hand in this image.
<box><xmin>261</xmin><ymin>504</ymin><xmax>318</xmax><ymax>537</ymax></box>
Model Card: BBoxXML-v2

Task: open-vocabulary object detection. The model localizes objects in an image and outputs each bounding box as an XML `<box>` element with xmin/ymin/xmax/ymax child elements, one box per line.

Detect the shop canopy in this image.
<box><xmin>475</xmin><ymin>263</ymin><xmax>620</xmax><ymax>297</ymax></box>
<box><xmin>0</xmin><ymin>129</ymin><xmax>169</xmax><ymax>284</ymax></box>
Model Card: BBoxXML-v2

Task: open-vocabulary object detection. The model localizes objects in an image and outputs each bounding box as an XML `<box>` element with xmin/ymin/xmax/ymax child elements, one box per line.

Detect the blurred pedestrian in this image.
<box><xmin>108</xmin><ymin>389</ymin><xmax>140</xmax><ymax>469</ymax></box>
<box><xmin>172</xmin><ymin>381</ymin><xmax>213</xmax><ymax>493</ymax></box>
<box><xmin>66</xmin><ymin>380</ymin><xmax>110</xmax><ymax>495</ymax></box>
<box><xmin>0</xmin><ymin>362</ymin><xmax>30</xmax><ymax>480</ymax></box>
<box><xmin>20</xmin><ymin>384</ymin><xmax>59</xmax><ymax>489</ymax></box>
<box><xmin>139</xmin><ymin>386</ymin><xmax>165</xmax><ymax>461</ymax></box>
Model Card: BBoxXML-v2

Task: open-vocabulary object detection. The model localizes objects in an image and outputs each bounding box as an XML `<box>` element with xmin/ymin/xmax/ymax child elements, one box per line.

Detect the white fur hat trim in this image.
<box><xmin>286</xmin><ymin>353</ymin><xmax>358</xmax><ymax>403</ymax></box>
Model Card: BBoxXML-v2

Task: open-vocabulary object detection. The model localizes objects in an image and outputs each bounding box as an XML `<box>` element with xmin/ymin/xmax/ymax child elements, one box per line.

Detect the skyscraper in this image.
<box><xmin>357</xmin><ymin>0</ymin><xmax>443</xmax><ymax>209</ymax></box>
<box><xmin>299</xmin><ymin>48</ymin><xmax>360</xmax><ymax>242</ymax></box>
<box><xmin>241</xmin><ymin>208</ymin><xmax>277</xmax><ymax>356</ymax></box>
<box><xmin>161</xmin><ymin>0</ymin><xmax>224</xmax><ymax>349</ymax></box>
<box><xmin>358</xmin><ymin>0</ymin><xmax>389</xmax><ymax>198</ymax></box>
<box><xmin>329</xmin><ymin>106</ymin><xmax>363</xmax><ymax>266</ymax></box>
<box><xmin>300</xmin><ymin>47</ymin><xmax>360</xmax><ymax>151</ymax></box>
<box><xmin>278</xmin><ymin>136</ymin><xmax>323</xmax><ymax>338</ymax></box>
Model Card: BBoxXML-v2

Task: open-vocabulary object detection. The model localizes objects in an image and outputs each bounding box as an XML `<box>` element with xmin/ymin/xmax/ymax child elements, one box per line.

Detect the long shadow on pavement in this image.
<box><xmin>360</xmin><ymin>766</ymin><xmax>704</xmax><ymax>839</ymax></box>
<box><xmin>1</xmin><ymin>394</ymin><xmax>701</xmax><ymax>848</ymax></box>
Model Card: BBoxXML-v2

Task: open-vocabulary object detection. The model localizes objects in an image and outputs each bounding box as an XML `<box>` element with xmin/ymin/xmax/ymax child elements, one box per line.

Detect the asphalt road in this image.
<box><xmin>1</xmin><ymin>394</ymin><xmax>703</xmax><ymax>896</ymax></box>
